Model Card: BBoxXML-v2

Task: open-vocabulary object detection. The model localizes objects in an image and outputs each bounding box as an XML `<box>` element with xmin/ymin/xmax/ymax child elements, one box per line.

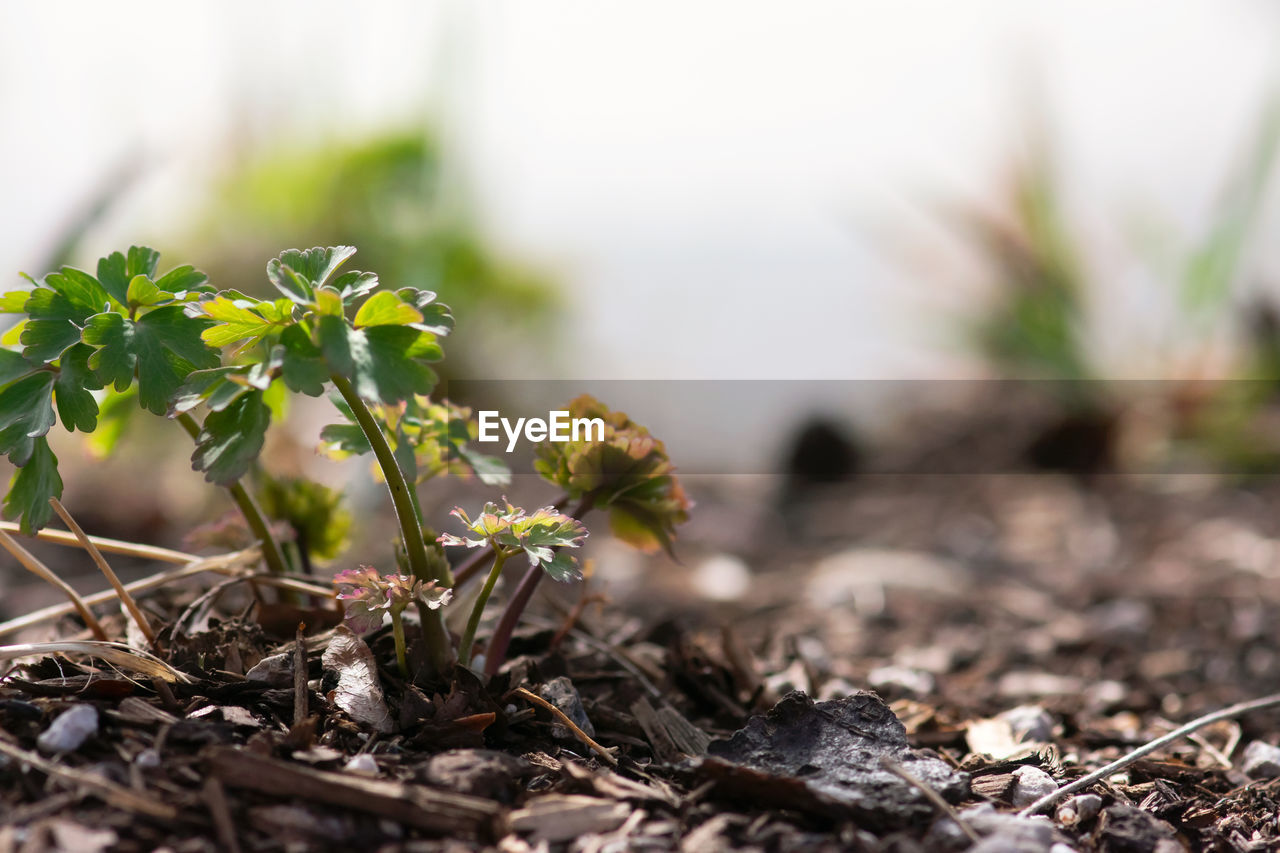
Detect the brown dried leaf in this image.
<box><xmin>321</xmin><ymin>626</ymin><xmax>393</xmax><ymax>733</ymax></box>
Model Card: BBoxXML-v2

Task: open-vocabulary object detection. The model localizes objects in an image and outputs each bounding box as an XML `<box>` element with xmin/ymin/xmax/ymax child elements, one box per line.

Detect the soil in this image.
<box><xmin>5</xmin><ymin>460</ymin><xmax>1280</xmax><ymax>850</ymax></box>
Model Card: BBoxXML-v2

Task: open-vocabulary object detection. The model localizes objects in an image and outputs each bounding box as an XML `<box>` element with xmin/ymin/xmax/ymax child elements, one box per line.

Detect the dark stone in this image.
<box><xmin>701</xmin><ymin>690</ymin><xmax>968</xmax><ymax>830</ymax></box>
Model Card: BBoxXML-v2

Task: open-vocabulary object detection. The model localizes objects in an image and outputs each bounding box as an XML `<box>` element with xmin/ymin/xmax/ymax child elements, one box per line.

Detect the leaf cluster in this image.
<box><xmin>0</xmin><ymin>248</ymin><xmax>216</xmax><ymax>531</ymax></box>
<box><xmin>534</xmin><ymin>395</ymin><xmax>691</xmax><ymax>555</ymax></box>
<box><xmin>439</xmin><ymin>501</ymin><xmax>588</xmax><ymax>583</ymax></box>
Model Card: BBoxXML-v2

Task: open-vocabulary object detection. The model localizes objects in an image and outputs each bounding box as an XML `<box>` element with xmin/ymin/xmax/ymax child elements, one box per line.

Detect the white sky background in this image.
<box><xmin>2</xmin><ymin>0</ymin><xmax>1279</xmax><ymax>397</ymax></box>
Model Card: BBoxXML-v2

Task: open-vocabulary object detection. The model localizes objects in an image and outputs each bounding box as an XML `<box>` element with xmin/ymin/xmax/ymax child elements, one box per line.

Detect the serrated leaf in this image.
<box><xmin>279</xmin><ymin>324</ymin><xmax>329</xmax><ymax>396</ymax></box>
<box><xmin>127</xmin><ymin>246</ymin><xmax>160</xmax><ymax>279</ymax></box>
<box><xmin>320</xmin><ymin>321</ymin><xmax>441</xmax><ymax>405</ymax></box>
<box><xmin>3</xmin><ymin>437</ymin><xmax>62</xmax><ymax>534</ymax></box>
<box><xmin>53</xmin><ymin>343</ymin><xmax>102</xmax><ymax>433</ymax></box>
<box><xmin>397</xmin><ymin>288</ymin><xmax>454</xmax><ymax>335</ymax></box>
<box><xmin>97</xmin><ymin>251</ymin><xmax>131</xmax><ymax>305</ymax></box>
<box><xmin>21</xmin><ymin>270</ymin><xmax>111</xmax><ymax>363</ymax></box>
<box><xmin>198</xmin><ymin>295</ymin><xmax>280</xmax><ymax>348</ymax></box>
<box><xmin>154</xmin><ymin>264</ymin><xmax>209</xmax><ymax>293</ymax></box>
<box><xmin>539</xmin><ymin>550</ymin><xmax>583</xmax><ymax>583</ymax></box>
<box><xmin>191</xmin><ymin>391</ymin><xmax>270</xmax><ymax>484</ymax></box>
<box><xmin>83</xmin><ymin>306</ymin><xmax>219</xmax><ymax>414</ymax></box>
<box><xmin>0</xmin><ymin>372</ymin><xmax>56</xmax><ymax>463</ymax></box>
<box><xmin>171</xmin><ymin>367</ymin><xmax>250</xmax><ymax>414</ymax></box>
<box><xmin>267</xmin><ymin>246</ymin><xmax>355</xmax><ymax>303</ymax></box>
<box><xmin>333</xmin><ymin>270</ymin><xmax>379</xmax><ymax>303</ymax></box>
<box><xmin>126</xmin><ymin>275</ymin><xmax>169</xmax><ymax>309</ymax></box>
<box><xmin>353</xmin><ymin>291</ymin><xmax>423</xmax><ymax>328</ymax></box>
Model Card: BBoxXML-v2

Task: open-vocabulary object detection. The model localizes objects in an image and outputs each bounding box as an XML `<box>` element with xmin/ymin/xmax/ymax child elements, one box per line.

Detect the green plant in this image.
<box><xmin>1</xmin><ymin>245</ymin><xmax>689</xmax><ymax>682</ymax></box>
<box><xmin>439</xmin><ymin>501</ymin><xmax>587</xmax><ymax>666</ymax></box>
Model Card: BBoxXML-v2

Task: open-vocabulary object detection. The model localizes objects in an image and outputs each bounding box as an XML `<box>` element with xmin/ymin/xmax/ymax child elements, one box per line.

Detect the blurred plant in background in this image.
<box><xmin>186</xmin><ymin>129</ymin><xmax>558</xmax><ymax>379</ymax></box>
<box><xmin>949</xmin><ymin>101</ymin><xmax>1280</xmax><ymax>476</ymax></box>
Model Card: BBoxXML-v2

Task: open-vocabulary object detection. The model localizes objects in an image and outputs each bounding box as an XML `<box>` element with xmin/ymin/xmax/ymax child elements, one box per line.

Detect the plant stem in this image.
<box><xmin>458</xmin><ymin>548</ymin><xmax>508</xmax><ymax>666</ymax></box>
<box><xmin>483</xmin><ymin>497</ymin><xmax>593</xmax><ymax>677</ymax></box>
<box><xmin>329</xmin><ymin>375</ymin><xmax>453</xmax><ymax>675</ymax></box>
<box><xmin>390</xmin><ymin>610</ymin><xmax>409</xmax><ymax>677</ymax></box>
<box><xmin>175</xmin><ymin>412</ymin><xmax>290</xmax><ymax>578</ymax></box>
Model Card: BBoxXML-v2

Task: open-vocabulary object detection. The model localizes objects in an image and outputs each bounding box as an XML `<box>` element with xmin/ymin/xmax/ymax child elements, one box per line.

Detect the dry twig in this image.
<box><xmin>509</xmin><ymin>686</ymin><xmax>619</xmax><ymax>767</ymax></box>
<box><xmin>49</xmin><ymin>497</ymin><xmax>156</xmax><ymax>645</ymax></box>
<box><xmin>0</xmin><ymin>527</ymin><xmax>108</xmax><ymax>640</ymax></box>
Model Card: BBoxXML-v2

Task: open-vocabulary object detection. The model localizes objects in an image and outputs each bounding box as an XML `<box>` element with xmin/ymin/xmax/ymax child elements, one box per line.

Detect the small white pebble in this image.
<box><xmin>343</xmin><ymin>753</ymin><xmax>379</xmax><ymax>776</ymax></box>
<box><xmin>691</xmin><ymin>554</ymin><xmax>752</xmax><ymax>601</ymax></box>
<box><xmin>37</xmin><ymin>704</ymin><xmax>99</xmax><ymax>754</ymax></box>
<box><xmin>998</xmin><ymin>705</ymin><xmax>1055</xmax><ymax>742</ymax></box>
<box><xmin>1009</xmin><ymin>765</ymin><xmax>1058</xmax><ymax>808</ymax></box>
<box><xmin>134</xmin><ymin>748</ymin><xmax>161</xmax><ymax>769</ymax></box>
<box><xmin>1242</xmin><ymin>740</ymin><xmax>1280</xmax><ymax>779</ymax></box>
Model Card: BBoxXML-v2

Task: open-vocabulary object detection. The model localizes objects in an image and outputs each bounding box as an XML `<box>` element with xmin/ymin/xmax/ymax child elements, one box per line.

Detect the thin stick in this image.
<box><xmin>881</xmin><ymin>757</ymin><xmax>980</xmax><ymax>844</ymax></box>
<box><xmin>0</xmin><ymin>527</ymin><xmax>108</xmax><ymax>641</ymax></box>
<box><xmin>49</xmin><ymin>498</ymin><xmax>155</xmax><ymax>646</ymax></box>
<box><xmin>0</xmin><ymin>547</ymin><xmax>261</xmax><ymax>639</ymax></box>
<box><xmin>509</xmin><ymin>686</ymin><xmax>618</xmax><ymax>767</ymax></box>
<box><xmin>1018</xmin><ymin>692</ymin><xmax>1280</xmax><ymax>817</ymax></box>
<box><xmin>0</xmin><ymin>521</ymin><xmax>194</xmax><ymax>563</ymax></box>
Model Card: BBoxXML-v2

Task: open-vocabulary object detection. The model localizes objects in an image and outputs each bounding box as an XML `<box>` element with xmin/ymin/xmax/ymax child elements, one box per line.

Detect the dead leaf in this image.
<box><xmin>321</xmin><ymin>626</ymin><xmax>393</xmax><ymax>733</ymax></box>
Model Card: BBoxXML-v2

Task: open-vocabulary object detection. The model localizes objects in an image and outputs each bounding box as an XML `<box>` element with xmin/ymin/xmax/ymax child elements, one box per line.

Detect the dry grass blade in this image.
<box><xmin>0</xmin><ymin>527</ymin><xmax>108</xmax><ymax>641</ymax></box>
<box><xmin>1018</xmin><ymin>691</ymin><xmax>1280</xmax><ymax>817</ymax></box>
<box><xmin>49</xmin><ymin>497</ymin><xmax>156</xmax><ymax>646</ymax></box>
<box><xmin>509</xmin><ymin>686</ymin><xmax>619</xmax><ymax>766</ymax></box>
<box><xmin>0</xmin><ymin>546</ymin><xmax>261</xmax><ymax>640</ymax></box>
<box><xmin>0</xmin><ymin>640</ymin><xmax>190</xmax><ymax>682</ymax></box>
<box><xmin>0</xmin><ymin>520</ymin><xmax>193</xmax><ymax>563</ymax></box>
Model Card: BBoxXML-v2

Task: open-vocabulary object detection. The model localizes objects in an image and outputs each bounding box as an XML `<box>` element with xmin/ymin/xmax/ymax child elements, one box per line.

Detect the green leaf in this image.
<box><xmin>97</xmin><ymin>251</ymin><xmax>131</xmax><ymax>305</ymax></box>
<box><xmin>279</xmin><ymin>324</ymin><xmax>329</xmax><ymax>396</ymax></box>
<box><xmin>191</xmin><ymin>391</ymin><xmax>270</xmax><ymax>484</ymax></box>
<box><xmin>83</xmin><ymin>306</ymin><xmax>219</xmax><ymax>414</ymax></box>
<box><xmin>353</xmin><ymin>291</ymin><xmax>423</xmax><ymax>328</ymax></box>
<box><xmin>0</xmin><ymin>291</ymin><xmax>30</xmax><ymax>313</ymax></box>
<box><xmin>320</xmin><ymin>321</ymin><xmax>440</xmax><ymax>405</ymax></box>
<box><xmin>0</xmin><ymin>372</ymin><xmax>57</xmax><ymax>464</ymax></box>
<box><xmin>1</xmin><ymin>320</ymin><xmax>24</xmax><ymax>347</ymax></box>
<box><xmin>21</xmin><ymin>270</ymin><xmax>112</xmax><ymax>363</ymax></box>
<box><xmin>398</xmin><ymin>288</ymin><xmax>454</xmax><ymax>335</ymax></box>
<box><xmin>319</xmin><ymin>421</ymin><xmax>371</xmax><ymax>456</ymax></box>
<box><xmin>267</xmin><ymin>246</ymin><xmax>356</xmax><ymax>303</ymax></box>
<box><xmin>456</xmin><ymin>444</ymin><xmax>511</xmax><ymax>486</ymax></box>
<box><xmin>154</xmin><ymin>264</ymin><xmax>209</xmax><ymax>294</ymax></box>
<box><xmin>126</xmin><ymin>274</ymin><xmax>169</xmax><ymax>309</ymax></box>
<box><xmin>333</xmin><ymin>270</ymin><xmax>379</xmax><ymax>303</ymax></box>
<box><xmin>53</xmin><ymin>343</ymin><xmax>102</xmax><ymax>433</ymax></box>
<box><xmin>539</xmin><ymin>550</ymin><xmax>583</xmax><ymax>583</ymax></box>
<box><xmin>3</xmin><ymin>437</ymin><xmax>62</xmax><ymax>534</ymax></box>
<box><xmin>314</xmin><ymin>287</ymin><xmax>345</xmax><ymax>317</ymax></box>
<box><xmin>197</xmin><ymin>295</ymin><xmax>280</xmax><ymax>348</ymax></box>
<box><xmin>170</xmin><ymin>367</ymin><xmax>249</xmax><ymax>414</ymax></box>
<box><xmin>0</xmin><ymin>348</ymin><xmax>34</xmax><ymax>386</ymax></box>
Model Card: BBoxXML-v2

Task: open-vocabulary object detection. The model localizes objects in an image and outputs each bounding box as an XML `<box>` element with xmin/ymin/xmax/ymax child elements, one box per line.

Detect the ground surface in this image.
<box><xmin>4</xmin><ymin>466</ymin><xmax>1280</xmax><ymax>852</ymax></box>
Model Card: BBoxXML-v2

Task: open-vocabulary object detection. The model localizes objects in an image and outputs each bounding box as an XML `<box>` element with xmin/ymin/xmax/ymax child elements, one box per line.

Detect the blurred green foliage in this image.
<box><xmin>191</xmin><ymin>130</ymin><xmax>557</xmax><ymax>375</ymax></box>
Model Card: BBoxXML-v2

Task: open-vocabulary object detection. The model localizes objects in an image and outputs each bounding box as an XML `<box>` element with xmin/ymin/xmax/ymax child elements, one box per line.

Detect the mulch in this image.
<box><xmin>4</xmin><ymin>471</ymin><xmax>1280</xmax><ymax>852</ymax></box>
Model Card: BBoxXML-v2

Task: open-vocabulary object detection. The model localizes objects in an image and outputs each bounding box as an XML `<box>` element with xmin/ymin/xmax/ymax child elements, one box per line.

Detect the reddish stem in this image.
<box><xmin>482</xmin><ymin>497</ymin><xmax>592</xmax><ymax>677</ymax></box>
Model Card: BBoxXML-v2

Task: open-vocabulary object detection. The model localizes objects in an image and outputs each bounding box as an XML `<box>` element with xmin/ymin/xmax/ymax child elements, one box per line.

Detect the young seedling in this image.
<box><xmin>333</xmin><ymin>566</ymin><xmax>452</xmax><ymax>677</ymax></box>
<box><xmin>473</xmin><ymin>395</ymin><xmax>691</xmax><ymax>676</ymax></box>
<box><xmin>439</xmin><ymin>501</ymin><xmax>587</xmax><ymax>667</ymax></box>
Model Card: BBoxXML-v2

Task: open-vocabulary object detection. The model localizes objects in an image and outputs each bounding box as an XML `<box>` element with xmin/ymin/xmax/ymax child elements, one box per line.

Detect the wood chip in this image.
<box><xmin>507</xmin><ymin>794</ymin><xmax>631</xmax><ymax>843</ymax></box>
<box><xmin>206</xmin><ymin>746</ymin><xmax>503</xmax><ymax>838</ymax></box>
